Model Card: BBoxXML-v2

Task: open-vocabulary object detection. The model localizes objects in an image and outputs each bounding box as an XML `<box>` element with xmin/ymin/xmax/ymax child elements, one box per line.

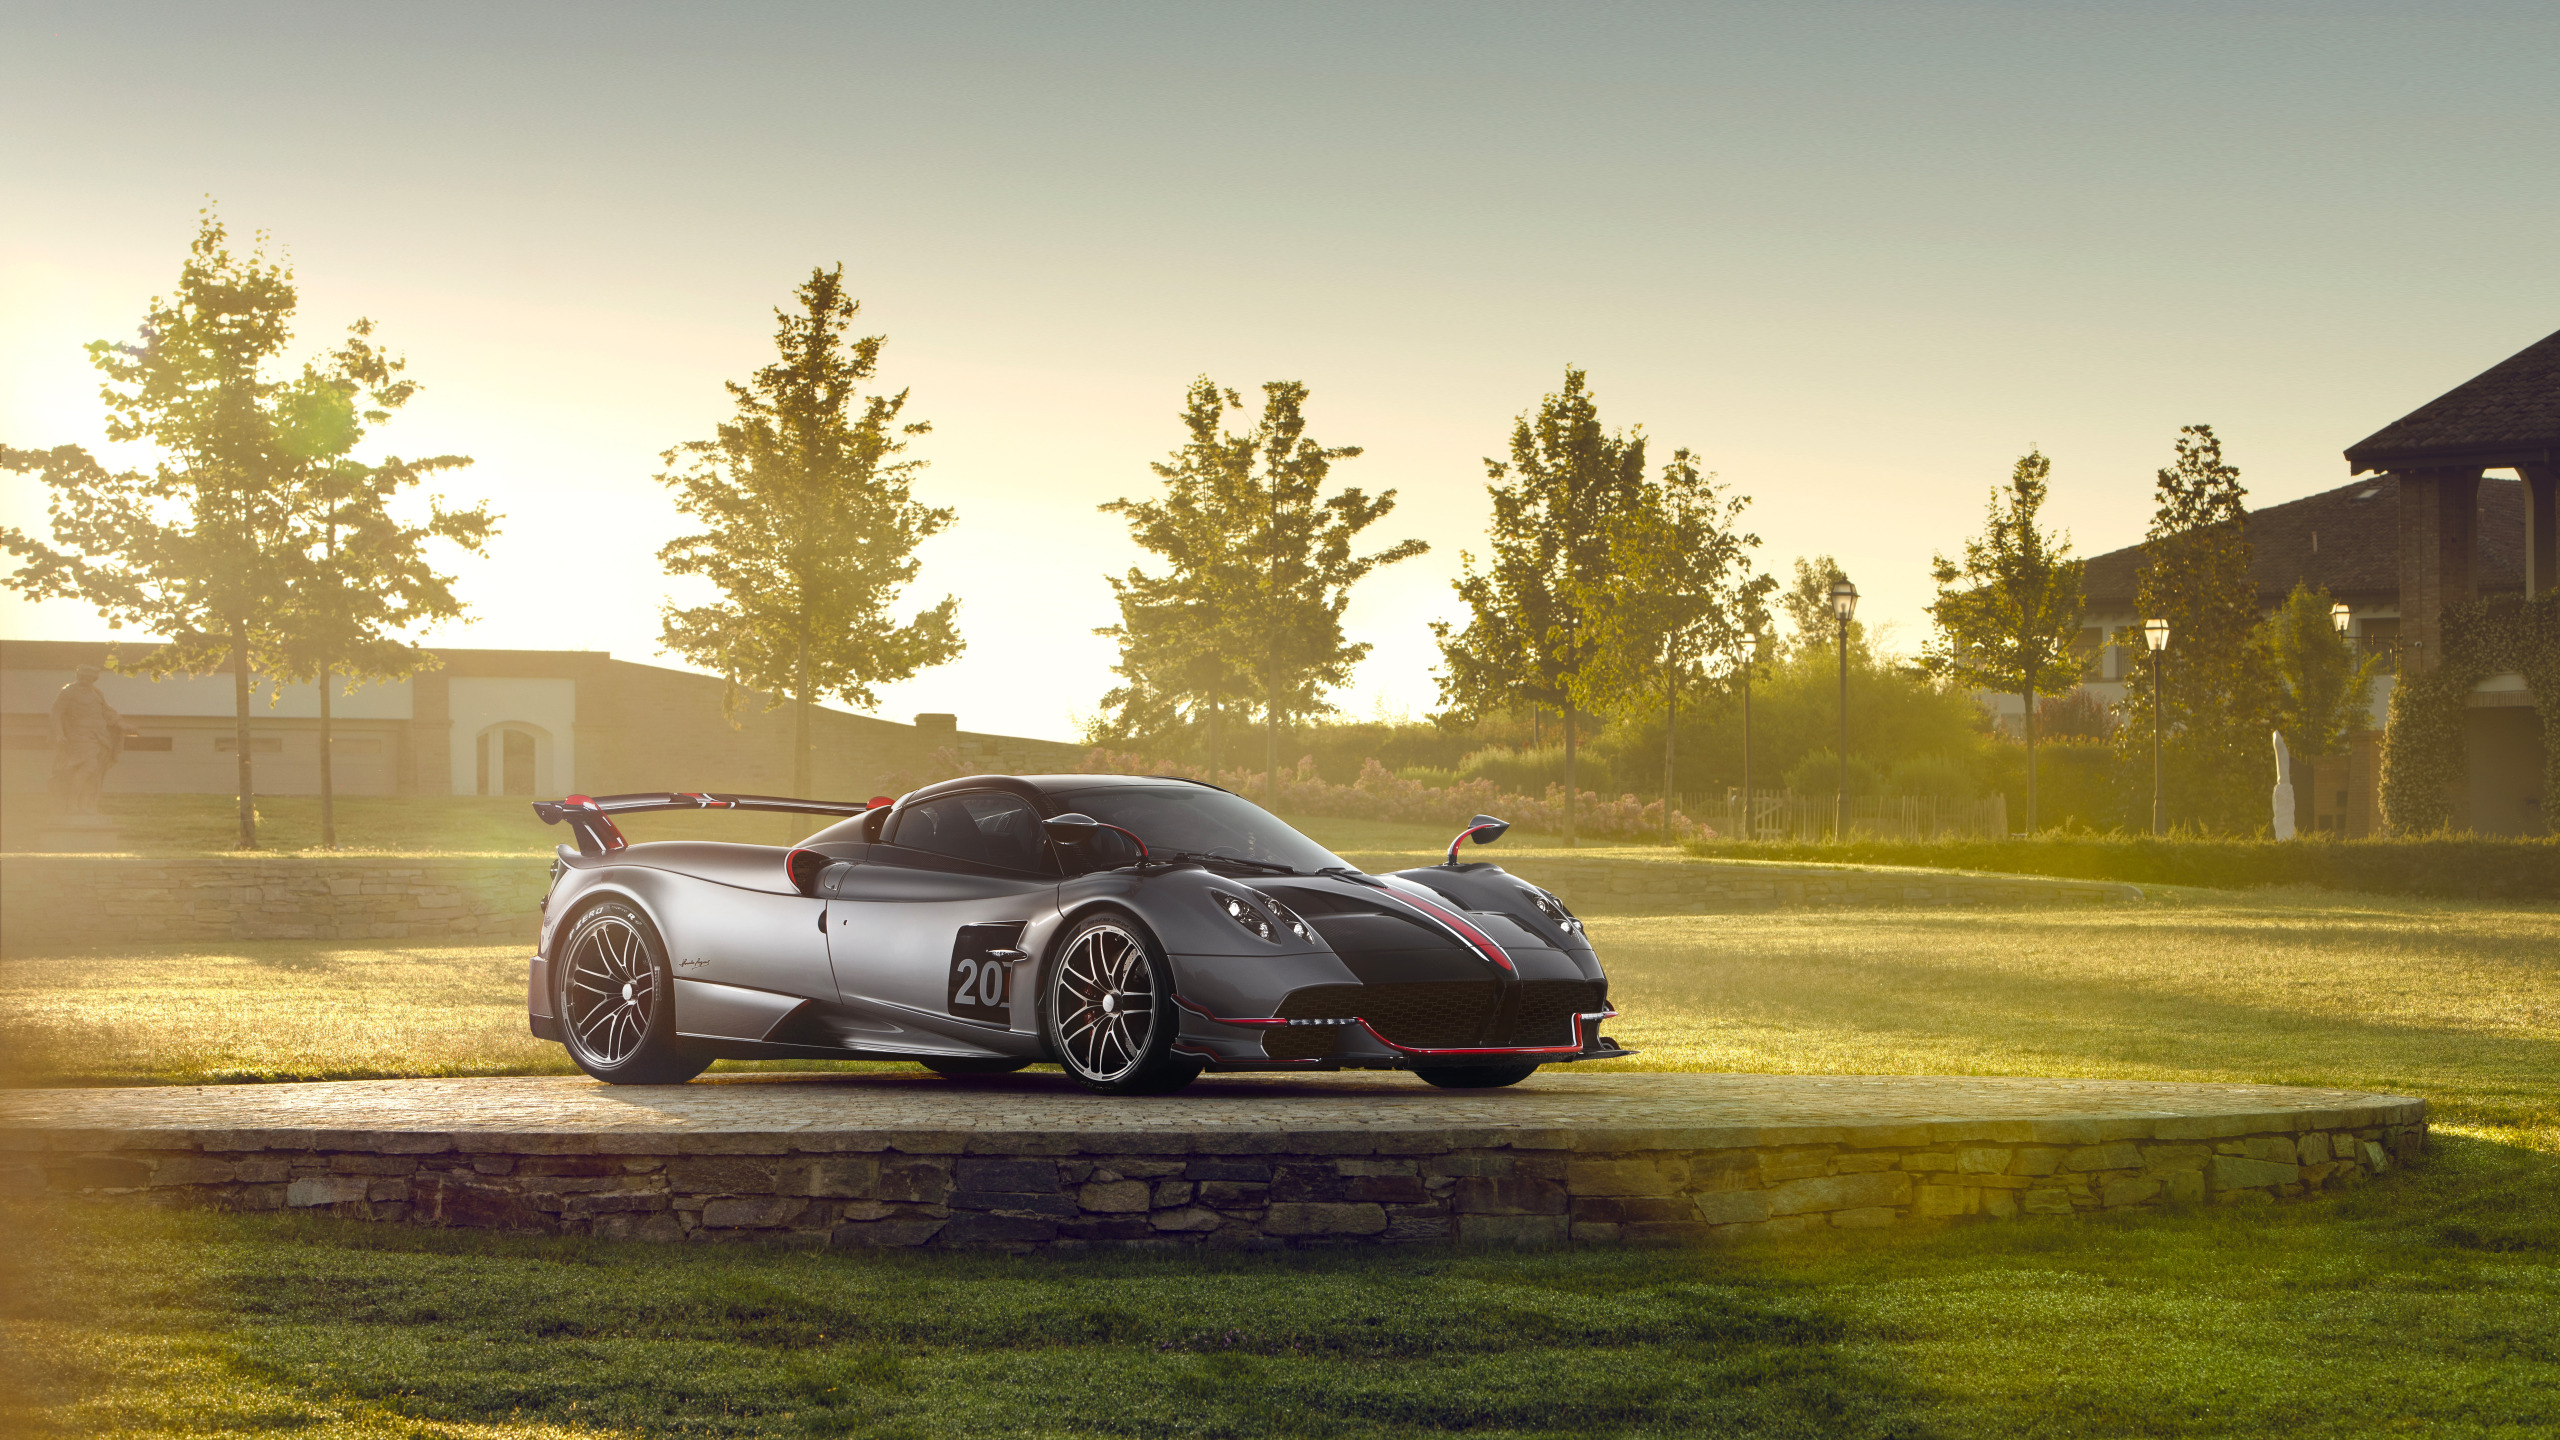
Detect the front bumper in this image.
<box><xmin>1171</xmin><ymin>992</ymin><xmax>1634</xmax><ymax>1070</ymax></box>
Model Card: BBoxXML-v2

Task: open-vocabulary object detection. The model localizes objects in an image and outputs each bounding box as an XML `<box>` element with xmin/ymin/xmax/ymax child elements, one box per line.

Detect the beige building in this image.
<box><xmin>0</xmin><ymin>641</ymin><xmax>1084</xmax><ymax>801</ymax></box>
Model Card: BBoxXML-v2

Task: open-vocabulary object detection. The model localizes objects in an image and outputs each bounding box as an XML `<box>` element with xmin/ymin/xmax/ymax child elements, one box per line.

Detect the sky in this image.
<box><xmin>4</xmin><ymin>1</ymin><xmax>2555</xmax><ymax>743</ymax></box>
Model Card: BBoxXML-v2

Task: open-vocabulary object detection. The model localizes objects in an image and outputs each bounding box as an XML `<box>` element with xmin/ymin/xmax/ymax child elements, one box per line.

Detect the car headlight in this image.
<box><xmin>1211</xmin><ymin>890</ymin><xmax>1274</xmax><ymax>943</ymax></box>
<box><xmin>1517</xmin><ymin>883</ymin><xmax>1582</xmax><ymax>935</ymax></box>
<box><xmin>1258</xmin><ymin>893</ymin><xmax>1313</xmax><ymax>942</ymax></box>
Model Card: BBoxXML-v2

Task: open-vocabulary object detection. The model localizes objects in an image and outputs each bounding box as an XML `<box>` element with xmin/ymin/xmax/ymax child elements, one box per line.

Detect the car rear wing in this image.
<box><xmin>533</xmin><ymin>792</ymin><xmax>889</xmax><ymax>856</ymax></box>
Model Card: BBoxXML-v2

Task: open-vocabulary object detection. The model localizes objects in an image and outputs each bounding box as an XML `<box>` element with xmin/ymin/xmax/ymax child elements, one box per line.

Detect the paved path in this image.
<box><xmin>0</xmin><ymin>1071</ymin><xmax>2421</xmax><ymax>1152</ymax></box>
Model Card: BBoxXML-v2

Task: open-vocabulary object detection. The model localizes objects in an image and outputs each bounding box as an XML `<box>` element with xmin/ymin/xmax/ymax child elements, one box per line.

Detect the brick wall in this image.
<box><xmin>0</xmin><ymin>856</ymin><xmax>549</xmax><ymax>947</ymax></box>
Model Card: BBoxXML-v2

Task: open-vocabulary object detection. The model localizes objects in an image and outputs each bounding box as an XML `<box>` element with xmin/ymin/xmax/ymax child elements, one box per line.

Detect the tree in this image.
<box><xmin>2261</xmin><ymin>582</ymin><xmax>2381</xmax><ymax>759</ymax></box>
<box><xmin>1095</xmin><ymin>379</ymin><xmax>1261</xmax><ymax>770</ymax></box>
<box><xmin>1</xmin><ymin>210</ymin><xmax>384</xmax><ymax>848</ymax></box>
<box><xmin>1925</xmin><ymin>449</ymin><xmax>2086</xmax><ymax>833</ymax></box>
<box><xmin>657</xmin><ymin>267</ymin><xmax>962</xmax><ymax>796</ymax></box>
<box><xmin>2115</xmin><ymin>424</ymin><xmax>2274</xmax><ymax>833</ymax></box>
<box><xmin>1572</xmin><ymin>449</ymin><xmax>1773</xmax><ymax>840</ymax></box>
<box><xmin>1100</xmin><ymin>378</ymin><xmax>1424</xmax><ymax>798</ymax></box>
<box><xmin>271</xmin><ymin>321</ymin><xmax>493</xmax><ymax>844</ymax></box>
<box><xmin>1779</xmin><ymin>555</ymin><xmax>1864</xmax><ymax>658</ymax></box>
<box><xmin>1433</xmin><ymin>368</ymin><xmax>1647</xmax><ymax>843</ymax></box>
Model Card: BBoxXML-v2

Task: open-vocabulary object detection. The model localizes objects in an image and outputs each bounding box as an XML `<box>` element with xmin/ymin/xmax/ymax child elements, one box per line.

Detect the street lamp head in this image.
<box><xmin>2330</xmin><ymin>602</ymin><xmax>2352</xmax><ymax>636</ymax></box>
<box><xmin>1828</xmin><ymin>578</ymin><xmax>1859</xmax><ymax>622</ymax></box>
<box><xmin>2142</xmin><ymin>617</ymin><xmax>2169</xmax><ymax>652</ymax></box>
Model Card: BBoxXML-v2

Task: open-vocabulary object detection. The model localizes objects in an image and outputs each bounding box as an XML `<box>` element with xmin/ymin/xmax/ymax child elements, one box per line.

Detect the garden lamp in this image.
<box><xmin>1829</xmin><ymin>579</ymin><xmax>1859</xmax><ymax>622</ymax></box>
<box><xmin>2330</xmin><ymin>602</ymin><xmax>2352</xmax><ymax>637</ymax></box>
<box><xmin>2142</xmin><ymin>618</ymin><xmax>2168</xmax><ymax>835</ymax></box>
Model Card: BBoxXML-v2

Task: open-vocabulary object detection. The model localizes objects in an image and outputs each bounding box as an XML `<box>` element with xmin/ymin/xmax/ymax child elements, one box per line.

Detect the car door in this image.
<box><xmin>826</xmin><ymin>790</ymin><xmax>1058</xmax><ymax>1036</ymax></box>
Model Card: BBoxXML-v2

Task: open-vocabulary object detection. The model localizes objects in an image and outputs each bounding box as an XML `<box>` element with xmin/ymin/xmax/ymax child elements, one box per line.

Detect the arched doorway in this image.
<box><xmin>475</xmin><ymin>722</ymin><xmax>553</xmax><ymax>797</ymax></box>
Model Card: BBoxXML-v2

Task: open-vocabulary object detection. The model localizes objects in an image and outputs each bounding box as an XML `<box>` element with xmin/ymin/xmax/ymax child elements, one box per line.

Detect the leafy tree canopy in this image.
<box><xmin>657</xmin><ymin>266</ymin><xmax>962</xmax><ymax>794</ymax></box>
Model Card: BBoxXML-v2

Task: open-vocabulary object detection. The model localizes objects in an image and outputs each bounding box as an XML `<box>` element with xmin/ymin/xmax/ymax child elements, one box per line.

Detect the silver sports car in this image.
<box><xmin>527</xmin><ymin>774</ymin><xmax>1628</xmax><ymax>1095</ymax></box>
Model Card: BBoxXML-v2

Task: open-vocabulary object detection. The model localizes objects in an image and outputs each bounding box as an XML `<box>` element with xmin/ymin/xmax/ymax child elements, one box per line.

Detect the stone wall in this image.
<box><xmin>3</xmin><ymin>1108</ymin><xmax>2423</xmax><ymax>1249</ymax></box>
<box><xmin>0</xmin><ymin>856</ymin><xmax>547</xmax><ymax>947</ymax></box>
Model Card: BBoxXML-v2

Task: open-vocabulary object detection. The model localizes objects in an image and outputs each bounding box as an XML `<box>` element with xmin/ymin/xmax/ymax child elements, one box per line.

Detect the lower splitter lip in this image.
<box><xmin>1172</xmin><ymin>997</ymin><xmax>1630</xmax><ymax>1066</ymax></box>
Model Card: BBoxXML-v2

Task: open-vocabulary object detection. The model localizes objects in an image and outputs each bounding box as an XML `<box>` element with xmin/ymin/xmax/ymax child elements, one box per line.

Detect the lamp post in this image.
<box><xmin>1829</xmin><ymin>578</ymin><xmax>1858</xmax><ymax>840</ymax></box>
<box><xmin>2143</xmin><ymin>617</ymin><xmax>2170</xmax><ymax>836</ymax></box>
<box><xmin>2331</xmin><ymin>601</ymin><xmax>2353</xmax><ymax>649</ymax></box>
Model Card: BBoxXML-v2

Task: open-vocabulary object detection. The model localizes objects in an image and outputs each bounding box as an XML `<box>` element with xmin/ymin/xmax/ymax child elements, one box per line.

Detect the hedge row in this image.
<box><xmin>1680</xmin><ymin>834</ymin><xmax>2560</xmax><ymax>901</ymax></box>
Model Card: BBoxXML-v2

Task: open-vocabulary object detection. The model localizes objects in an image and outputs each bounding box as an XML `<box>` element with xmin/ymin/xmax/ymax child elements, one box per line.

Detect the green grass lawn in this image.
<box><xmin>4</xmin><ymin>896</ymin><xmax>2556</xmax><ymax>1437</ymax></box>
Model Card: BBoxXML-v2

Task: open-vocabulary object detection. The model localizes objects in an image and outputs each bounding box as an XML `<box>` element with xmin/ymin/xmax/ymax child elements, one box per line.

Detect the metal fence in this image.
<box><xmin>1683</xmin><ymin>790</ymin><xmax>2011</xmax><ymax>843</ymax></box>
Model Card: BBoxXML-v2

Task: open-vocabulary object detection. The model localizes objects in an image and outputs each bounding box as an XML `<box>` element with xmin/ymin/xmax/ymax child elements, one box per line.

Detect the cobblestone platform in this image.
<box><xmin>0</xmin><ymin>1072</ymin><xmax>2424</xmax><ymax>1248</ymax></box>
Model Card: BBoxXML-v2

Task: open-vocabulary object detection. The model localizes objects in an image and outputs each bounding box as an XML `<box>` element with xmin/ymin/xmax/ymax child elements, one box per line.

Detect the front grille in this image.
<box><xmin>1273</xmin><ymin>979</ymin><xmax>1608</xmax><ymax>1050</ymax></box>
<box><xmin>1276</xmin><ymin>981</ymin><xmax>1500</xmax><ymax>1048</ymax></box>
<box><xmin>1260</xmin><ymin>1026</ymin><xmax>1341</xmax><ymax>1062</ymax></box>
<box><xmin>1516</xmin><ymin>980</ymin><xmax>1607</xmax><ymax>1046</ymax></box>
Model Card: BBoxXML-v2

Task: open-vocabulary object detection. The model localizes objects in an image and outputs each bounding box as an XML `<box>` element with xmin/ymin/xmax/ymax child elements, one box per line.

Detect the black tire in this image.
<box><xmin>1040</xmin><ymin>912</ymin><xmax>1203</xmax><ymax>1096</ymax></box>
<box><xmin>1413</xmin><ymin>1062</ymin><xmax>1542</xmax><ymax>1090</ymax></box>
<box><xmin>553</xmin><ymin>900</ymin><xmax>710</xmax><ymax>1086</ymax></box>
<box><xmin>919</xmin><ymin>1057</ymin><xmax>1033</xmax><ymax>1076</ymax></box>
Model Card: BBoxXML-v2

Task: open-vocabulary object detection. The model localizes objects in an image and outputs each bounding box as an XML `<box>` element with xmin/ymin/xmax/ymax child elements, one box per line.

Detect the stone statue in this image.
<box><xmin>49</xmin><ymin>664</ymin><xmax>123</xmax><ymax>815</ymax></box>
<box><xmin>2270</xmin><ymin>730</ymin><xmax>2296</xmax><ymax>841</ymax></box>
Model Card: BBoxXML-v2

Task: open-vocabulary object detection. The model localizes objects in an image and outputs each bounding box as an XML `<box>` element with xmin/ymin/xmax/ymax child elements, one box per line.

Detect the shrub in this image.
<box><xmin>1680</xmin><ymin>832</ymin><xmax>2558</xmax><ymax>900</ymax></box>
<box><xmin>1783</xmin><ymin>750</ymin><xmax>1884</xmax><ymax>797</ymax></box>
<box><xmin>1457</xmin><ymin>745</ymin><xmax>1613</xmax><ymax>798</ymax></box>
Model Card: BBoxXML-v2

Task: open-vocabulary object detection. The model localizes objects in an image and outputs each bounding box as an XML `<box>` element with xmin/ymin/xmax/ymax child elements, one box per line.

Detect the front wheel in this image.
<box><xmin>1413</xmin><ymin>1062</ymin><xmax>1542</xmax><ymax>1090</ymax></box>
<box><xmin>1041</xmin><ymin>914</ymin><xmax>1202</xmax><ymax>1096</ymax></box>
<box><xmin>554</xmin><ymin>901</ymin><xmax>709</xmax><ymax>1086</ymax></box>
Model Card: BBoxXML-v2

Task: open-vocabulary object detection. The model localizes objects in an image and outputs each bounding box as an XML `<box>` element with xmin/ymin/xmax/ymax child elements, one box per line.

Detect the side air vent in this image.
<box><xmin>785</xmin><ymin>847</ymin><xmax>831</xmax><ymax>897</ymax></box>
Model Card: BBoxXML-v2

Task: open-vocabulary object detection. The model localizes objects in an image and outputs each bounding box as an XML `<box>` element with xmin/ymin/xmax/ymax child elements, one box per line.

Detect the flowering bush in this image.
<box><xmin>1079</xmin><ymin>749</ymin><xmax>1704</xmax><ymax>844</ymax></box>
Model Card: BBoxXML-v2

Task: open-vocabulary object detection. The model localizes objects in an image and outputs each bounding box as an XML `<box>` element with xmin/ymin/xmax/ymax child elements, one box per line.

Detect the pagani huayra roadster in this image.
<box><xmin>527</xmin><ymin>774</ymin><xmax>1629</xmax><ymax>1095</ymax></box>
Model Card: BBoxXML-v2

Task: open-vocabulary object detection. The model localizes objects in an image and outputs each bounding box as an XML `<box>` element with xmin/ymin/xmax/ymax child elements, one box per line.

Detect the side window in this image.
<box><xmin>892</xmin><ymin>792</ymin><xmax>1049</xmax><ymax>873</ymax></box>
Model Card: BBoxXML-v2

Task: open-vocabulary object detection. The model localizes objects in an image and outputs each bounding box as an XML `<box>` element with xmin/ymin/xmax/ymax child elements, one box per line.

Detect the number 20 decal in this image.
<box><xmin>953</xmin><ymin>957</ymin><xmax>1007</xmax><ymax>1008</ymax></box>
<box><xmin>946</xmin><ymin>924</ymin><xmax>1022</xmax><ymax>1022</ymax></box>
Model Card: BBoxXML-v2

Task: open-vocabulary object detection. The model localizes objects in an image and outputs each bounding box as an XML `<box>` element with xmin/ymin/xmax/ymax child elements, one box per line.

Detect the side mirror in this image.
<box><xmin>1043</xmin><ymin>813</ymin><xmax>1101</xmax><ymax>843</ymax></box>
<box><xmin>1443</xmin><ymin>813</ymin><xmax>1511</xmax><ymax>866</ymax></box>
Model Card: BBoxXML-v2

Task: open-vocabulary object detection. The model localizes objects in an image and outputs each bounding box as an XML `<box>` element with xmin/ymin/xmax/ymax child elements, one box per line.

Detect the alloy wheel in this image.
<box><xmin>1053</xmin><ymin>922</ymin><xmax>1154</xmax><ymax>1083</ymax></box>
<box><xmin>564</xmin><ymin>913</ymin><xmax>655</xmax><ymax>1067</ymax></box>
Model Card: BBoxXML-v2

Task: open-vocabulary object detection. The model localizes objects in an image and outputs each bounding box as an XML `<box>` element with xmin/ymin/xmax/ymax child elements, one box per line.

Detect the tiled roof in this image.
<box><xmin>2080</xmin><ymin>475</ymin><xmax>2526</xmax><ymax>609</ymax></box>
<box><xmin>2344</xmin><ymin>328</ymin><xmax>2560</xmax><ymax>473</ymax></box>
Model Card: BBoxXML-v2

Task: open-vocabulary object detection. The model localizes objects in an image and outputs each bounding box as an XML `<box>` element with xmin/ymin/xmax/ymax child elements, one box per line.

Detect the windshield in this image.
<box><xmin>1054</xmin><ymin>785</ymin><xmax>1343</xmax><ymax>873</ymax></box>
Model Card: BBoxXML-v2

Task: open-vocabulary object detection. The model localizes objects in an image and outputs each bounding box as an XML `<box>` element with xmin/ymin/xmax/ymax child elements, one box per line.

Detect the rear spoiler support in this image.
<box><xmin>532</xmin><ymin>792</ymin><xmax>887</xmax><ymax>857</ymax></box>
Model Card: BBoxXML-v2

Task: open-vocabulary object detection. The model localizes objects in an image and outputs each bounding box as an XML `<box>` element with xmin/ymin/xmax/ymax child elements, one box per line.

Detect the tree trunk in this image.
<box><xmin>2022</xmin><ymin>673</ymin><xmax>2038</xmax><ymax>836</ymax></box>
<box><xmin>231</xmin><ymin>620</ymin><xmax>256</xmax><ymax>850</ymax></box>
<box><xmin>1563</xmin><ymin>703</ymin><xmax>1578</xmax><ymax>847</ymax></box>
<box><xmin>318</xmin><ymin>659</ymin><xmax>335</xmax><ymax>849</ymax></box>
<box><xmin>794</xmin><ymin>635</ymin><xmax>813</xmax><ymax>797</ymax></box>
<box><xmin>1663</xmin><ymin>657</ymin><xmax>1676</xmax><ymax>846</ymax></box>
<box><xmin>1264</xmin><ymin>656</ymin><xmax>1280</xmax><ymax>807</ymax></box>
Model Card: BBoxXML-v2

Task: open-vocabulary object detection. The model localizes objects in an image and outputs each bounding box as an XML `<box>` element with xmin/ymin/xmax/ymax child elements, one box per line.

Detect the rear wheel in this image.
<box><xmin>554</xmin><ymin>901</ymin><xmax>709</xmax><ymax>1086</ymax></box>
<box><xmin>1413</xmin><ymin>1062</ymin><xmax>1542</xmax><ymax>1090</ymax></box>
<box><xmin>919</xmin><ymin>1057</ymin><xmax>1032</xmax><ymax>1076</ymax></box>
<box><xmin>1041</xmin><ymin>914</ymin><xmax>1202</xmax><ymax>1096</ymax></box>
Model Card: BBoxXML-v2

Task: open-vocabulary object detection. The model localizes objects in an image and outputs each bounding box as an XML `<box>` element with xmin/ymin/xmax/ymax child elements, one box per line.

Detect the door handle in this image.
<box><xmin>987</xmin><ymin>948</ymin><xmax>1028</xmax><ymax>965</ymax></box>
